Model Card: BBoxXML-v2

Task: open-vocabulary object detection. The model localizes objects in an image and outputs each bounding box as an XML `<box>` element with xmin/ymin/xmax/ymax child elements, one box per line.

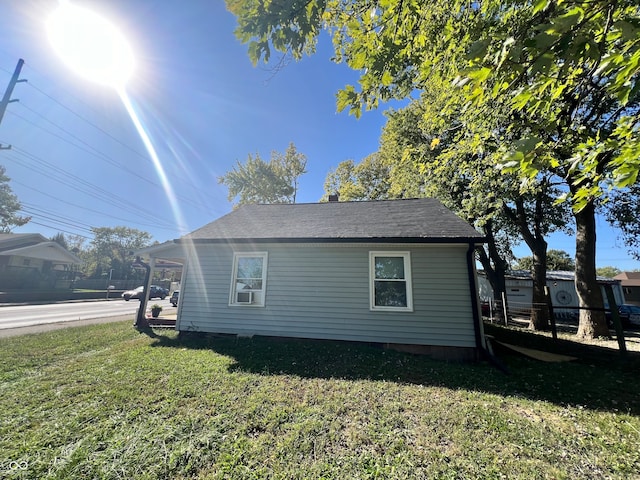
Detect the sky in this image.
<box><xmin>0</xmin><ymin>0</ymin><xmax>638</xmax><ymax>271</ymax></box>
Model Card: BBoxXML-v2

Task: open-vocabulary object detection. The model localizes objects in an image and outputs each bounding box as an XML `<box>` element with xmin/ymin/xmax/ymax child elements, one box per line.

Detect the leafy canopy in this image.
<box><xmin>219</xmin><ymin>142</ymin><xmax>307</xmax><ymax>206</ymax></box>
<box><xmin>514</xmin><ymin>249</ymin><xmax>576</xmax><ymax>272</ymax></box>
<box><xmin>90</xmin><ymin>226</ymin><xmax>152</xmax><ymax>277</ymax></box>
<box><xmin>605</xmin><ymin>183</ymin><xmax>640</xmax><ymax>260</ymax></box>
<box><xmin>0</xmin><ymin>165</ymin><xmax>30</xmax><ymax>232</ymax></box>
<box><xmin>227</xmin><ymin>0</ymin><xmax>640</xmax><ymax>210</ymax></box>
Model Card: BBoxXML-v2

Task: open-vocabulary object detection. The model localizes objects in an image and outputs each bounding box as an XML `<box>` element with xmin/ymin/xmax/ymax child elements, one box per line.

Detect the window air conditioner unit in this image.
<box><xmin>236</xmin><ymin>291</ymin><xmax>253</xmax><ymax>304</ymax></box>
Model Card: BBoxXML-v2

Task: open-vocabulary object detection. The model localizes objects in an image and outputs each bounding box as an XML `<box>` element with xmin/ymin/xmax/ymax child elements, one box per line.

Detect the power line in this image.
<box><xmin>13</xmin><ymin>180</ymin><xmax>180</xmax><ymax>232</ymax></box>
<box><xmin>0</xmin><ymin>57</ymin><xmax>218</xmax><ymax>237</ymax></box>
<box><xmin>9</xmin><ymin>108</ymin><xmax>162</xmax><ymax>187</ymax></box>
<box><xmin>8</xmin><ymin>106</ymin><xmax>214</xmax><ymax>213</ymax></box>
<box><xmin>6</xmin><ymin>148</ymin><xmax>177</xmax><ymax>228</ymax></box>
<box><xmin>20</xmin><ymin>205</ymin><xmax>95</xmax><ymax>234</ymax></box>
<box><xmin>25</xmin><ymin>219</ymin><xmax>92</xmax><ymax>240</ymax></box>
<box><xmin>0</xmin><ymin>58</ymin><xmax>215</xmax><ymax>214</ymax></box>
<box><xmin>18</xmin><ymin>64</ymin><xmax>218</xmax><ymax>210</ymax></box>
<box><xmin>25</xmin><ymin>79</ymin><xmax>149</xmax><ymax>161</ymax></box>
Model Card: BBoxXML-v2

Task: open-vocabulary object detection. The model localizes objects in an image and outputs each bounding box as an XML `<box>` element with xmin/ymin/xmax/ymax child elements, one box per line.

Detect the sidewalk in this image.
<box><xmin>0</xmin><ymin>306</ymin><xmax>178</xmax><ymax>339</ymax></box>
<box><xmin>0</xmin><ymin>314</ymin><xmax>135</xmax><ymax>339</ymax></box>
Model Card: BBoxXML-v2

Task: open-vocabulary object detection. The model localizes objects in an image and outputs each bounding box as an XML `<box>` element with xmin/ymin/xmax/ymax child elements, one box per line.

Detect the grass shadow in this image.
<box><xmin>149</xmin><ymin>326</ymin><xmax>640</xmax><ymax>416</ymax></box>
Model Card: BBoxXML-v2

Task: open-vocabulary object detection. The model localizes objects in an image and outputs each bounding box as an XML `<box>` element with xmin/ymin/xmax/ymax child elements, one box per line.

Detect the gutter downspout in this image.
<box><xmin>466</xmin><ymin>243</ymin><xmax>508</xmax><ymax>373</ymax></box>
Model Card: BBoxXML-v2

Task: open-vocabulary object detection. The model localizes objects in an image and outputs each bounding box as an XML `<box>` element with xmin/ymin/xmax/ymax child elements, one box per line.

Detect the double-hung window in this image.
<box><xmin>369</xmin><ymin>252</ymin><xmax>413</xmax><ymax>311</ymax></box>
<box><xmin>230</xmin><ymin>252</ymin><xmax>268</xmax><ymax>306</ymax></box>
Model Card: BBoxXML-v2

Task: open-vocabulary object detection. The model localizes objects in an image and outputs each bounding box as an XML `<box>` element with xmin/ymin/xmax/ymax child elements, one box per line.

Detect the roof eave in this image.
<box><xmin>178</xmin><ymin>236</ymin><xmax>487</xmax><ymax>245</ymax></box>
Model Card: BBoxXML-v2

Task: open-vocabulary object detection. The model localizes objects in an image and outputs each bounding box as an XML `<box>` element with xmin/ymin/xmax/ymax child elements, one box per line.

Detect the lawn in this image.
<box><xmin>1</xmin><ymin>321</ymin><xmax>639</xmax><ymax>479</ymax></box>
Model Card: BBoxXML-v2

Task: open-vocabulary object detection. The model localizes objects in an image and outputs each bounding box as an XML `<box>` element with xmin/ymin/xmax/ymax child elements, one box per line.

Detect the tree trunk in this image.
<box><xmin>574</xmin><ymin>200</ymin><xmax>610</xmax><ymax>338</ymax></box>
<box><xmin>530</xmin><ymin>245</ymin><xmax>549</xmax><ymax>330</ymax></box>
<box><xmin>476</xmin><ymin>220</ymin><xmax>509</xmax><ymax>323</ymax></box>
<box><xmin>502</xmin><ymin>197</ymin><xmax>550</xmax><ymax>330</ymax></box>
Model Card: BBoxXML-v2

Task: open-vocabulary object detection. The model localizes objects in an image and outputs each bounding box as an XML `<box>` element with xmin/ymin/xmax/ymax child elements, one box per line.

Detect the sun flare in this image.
<box><xmin>46</xmin><ymin>1</ymin><xmax>134</xmax><ymax>88</ymax></box>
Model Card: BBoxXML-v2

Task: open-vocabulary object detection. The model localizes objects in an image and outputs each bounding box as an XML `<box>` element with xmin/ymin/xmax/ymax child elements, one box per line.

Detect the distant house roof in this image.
<box><xmin>181</xmin><ymin>199</ymin><xmax>485</xmax><ymax>244</ymax></box>
<box><xmin>500</xmin><ymin>270</ymin><xmax>620</xmax><ymax>285</ymax></box>
<box><xmin>614</xmin><ymin>272</ymin><xmax>640</xmax><ymax>287</ymax></box>
<box><xmin>0</xmin><ymin>233</ymin><xmax>48</xmax><ymax>251</ymax></box>
<box><xmin>0</xmin><ymin>233</ymin><xmax>81</xmax><ymax>264</ymax></box>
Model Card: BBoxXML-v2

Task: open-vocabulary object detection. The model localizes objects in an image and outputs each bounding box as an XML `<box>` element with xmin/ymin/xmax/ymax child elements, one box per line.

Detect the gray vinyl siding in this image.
<box><xmin>177</xmin><ymin>243</ymin><xmax>477</xmax><ymax>348</ymax></box>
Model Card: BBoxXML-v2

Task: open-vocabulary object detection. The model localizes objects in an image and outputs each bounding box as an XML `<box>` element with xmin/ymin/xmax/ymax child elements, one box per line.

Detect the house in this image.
<box><xmin>614</xmin><ymin>272</ymin><xmax>640</xmax><ymax>306</ymax></box>
<box><xmin>139</xmin><ymin>199</ymin><xmax>487</xmax><ymax>360</ymax></box>
<box><xmin>478</xmin><ymin>270</ymin><xmax>625</xmax><ymax>319</ymax></box>
<box><xmin>0</xmin><ymin>233</ymin><xmax>82</xmax><ymax>289</ymax></box>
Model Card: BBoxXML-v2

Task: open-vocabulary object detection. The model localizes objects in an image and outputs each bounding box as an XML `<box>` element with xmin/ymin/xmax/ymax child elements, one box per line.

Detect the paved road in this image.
<box><xmin>0</xmin><ymin>298</ymin><xmax>175</xmax><ymax>338</ymax></box>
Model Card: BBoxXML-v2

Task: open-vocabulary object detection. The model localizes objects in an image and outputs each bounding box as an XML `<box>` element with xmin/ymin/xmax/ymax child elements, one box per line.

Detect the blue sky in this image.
<box><xmin>0</xmin><ymin>0</ymin><xmax>638</xmax><ymax>271</ymax></box>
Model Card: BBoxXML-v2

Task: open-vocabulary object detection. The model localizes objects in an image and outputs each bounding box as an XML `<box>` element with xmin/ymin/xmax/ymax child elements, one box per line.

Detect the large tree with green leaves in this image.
<box><xmin>227</xmin><ymin>0</ymin><xmax>639</xmax><ymax>338</ymax></box>
<box><xmin>219</xmin><ymin>142</ymin><xmax>307</xmax><ymax>206</ymax></box>
<box><xmin>380</xmin><ymin>85</ymin><xmax>572</xmax><ymax>330</ymax></box>
<box><xmin>606</xmin><ymin>183</ymin><xmax>640</xmax><ymax>260</ymax></box>
<box><xmin>596</xmin><ymin>266</ymin><xmax>622</xmax><ymax>278</ymax></box>
<box><xmin>89</xmin><ymin>226</ymin><xmax>152</xmax><ymax>280</ymax></box>
<box><xmin>514</xmin><ymin>249</ymin><xmax>576</xmax><ymax>272</ymax></box>
<box><xmin>0</xmin><ymin>165</ymin><xmax>30</xmax><ymax>232</ymax></box>
<box><xmin>323</xmin><ymin>153</ymin><xmax>395</xmax><ymax>201</ymax></box>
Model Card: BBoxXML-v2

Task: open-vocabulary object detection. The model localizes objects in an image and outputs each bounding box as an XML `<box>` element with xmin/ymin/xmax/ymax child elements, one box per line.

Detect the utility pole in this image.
<box><xmin>0</xmin><ymin>58</ymin><xmax>27</xmax><ymax>150</ymax></box>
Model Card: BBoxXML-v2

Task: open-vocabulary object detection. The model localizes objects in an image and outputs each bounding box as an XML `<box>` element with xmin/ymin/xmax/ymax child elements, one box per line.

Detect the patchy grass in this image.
<box><xmin>1</xmin><ymin>321</ymin><xmax>639</xmax><ymax>479</ymax></box>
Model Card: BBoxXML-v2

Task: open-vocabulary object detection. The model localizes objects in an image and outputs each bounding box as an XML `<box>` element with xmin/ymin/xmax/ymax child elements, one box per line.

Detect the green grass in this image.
<box><xmin>1</xmin><ymin>322</ymin><xmax>639</xmax><ymax>479</ymax></box>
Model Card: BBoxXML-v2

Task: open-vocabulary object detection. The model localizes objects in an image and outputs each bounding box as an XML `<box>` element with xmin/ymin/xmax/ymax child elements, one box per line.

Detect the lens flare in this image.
<box><xmin>47</xmin><ymin>1</ymin><xmax>134</xmax><ymax>88</ymax></box>
<box><xmin>118</xmin><ymin>90</ymin><xmax>188</xmax><ymax>235</ymax></box>
<box><xmin>47</xmin><ymin>2</ymin><xmax>203</xmax><ymax>299</ymax></box>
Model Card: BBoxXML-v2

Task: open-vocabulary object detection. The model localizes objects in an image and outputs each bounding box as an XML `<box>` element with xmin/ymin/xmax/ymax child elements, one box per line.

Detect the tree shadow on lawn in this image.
<box><xmin>148</xmin><ymin>326</ymin><xmax>640</xmax><ymax>416</ymax></box>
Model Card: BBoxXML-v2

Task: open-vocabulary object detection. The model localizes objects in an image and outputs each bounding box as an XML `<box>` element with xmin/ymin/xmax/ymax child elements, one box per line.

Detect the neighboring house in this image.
<box><xmin>614</xmin><ymin>272</ymin><xmax>640</xmax><ymax>306</ymax></box>
<box><xmin>478</xmin><ymin>270</ymin><xmax>625</xmax><ymax>318</ymax></box>
<box><xmin>0</xmin><ymin>233</ymin><xmax>82</xmax><ymax>289</ymax></box>
<box><xmin>139</xmin><ymin>198</ymin><xmax>487</xmax><ymax>360</ymax></box>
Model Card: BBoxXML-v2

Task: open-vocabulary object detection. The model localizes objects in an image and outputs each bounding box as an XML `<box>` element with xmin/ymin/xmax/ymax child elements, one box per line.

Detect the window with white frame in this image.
<box><xmin>369</xmin><ymin>252</ymin><xmax>413</xmax><ymax>311</ymax></box>
<box><xmin>230</xmin><ymin>252</ymin><xmax>268</xmax><ymax>306</ymax></box>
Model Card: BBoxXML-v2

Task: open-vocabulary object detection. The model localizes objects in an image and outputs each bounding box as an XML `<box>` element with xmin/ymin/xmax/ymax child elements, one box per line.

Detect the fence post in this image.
<box><xmin>604</xmin><ymin>284</ymin><xmax>626</xmax><ymax>357</ymax></box>
<box><xmin>544</xmin><ymin>286</ymin><xmax>557</xmax><ymax>341</ymax></box>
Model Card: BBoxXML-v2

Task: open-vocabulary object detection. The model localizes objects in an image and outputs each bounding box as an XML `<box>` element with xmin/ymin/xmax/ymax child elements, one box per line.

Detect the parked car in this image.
<box><xmin>170</xmin><ymin>290</ymin><xmax>179</xmax><ymax>307</ymax></box>
<box><xmin>122</xmin><ymin>285</ymin><xmax>167</xmax><ymax>301</ymax></box>
<box><xmin>619</xmin><ymin>304</ymin><xmax>640</xmax><ymax>327</ymax></box>
<box><xmin>607</xmin><ymin>304</ymin><xmax>640</xmax><ymax>329</ymax></box>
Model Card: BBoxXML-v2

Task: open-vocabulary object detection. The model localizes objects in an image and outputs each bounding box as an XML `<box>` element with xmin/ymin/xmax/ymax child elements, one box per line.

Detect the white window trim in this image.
<box><xmin>369</xmin><ymin>251</ymin><xmax>413</xmax><ymax>312</ymax></box>
<box><xmin>229</xmin><ymin>252</ymin><xmax>268</xmax><ymax>307</ymax></box>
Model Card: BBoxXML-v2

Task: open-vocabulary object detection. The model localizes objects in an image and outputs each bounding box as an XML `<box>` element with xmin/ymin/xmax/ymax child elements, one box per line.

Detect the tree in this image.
<box><xmin>377</xmin><ymin>91</ymin><xmax>572</xmax><ymax>330</ymax></box>
<box><xmin>226</xmin><ymin>0</ymin><xmax>639</xmax><ymax>338</ymax></box>
<box><xmin>597</xmin><ymin>266</ymin><xmax>621</xmax><ymax>278</ymax></box>
<box><xmin>219</xmin><ymin>142</ymin><xmax>307</xmax><ymax>206</ymax></box>
<box><xmin>514</xmin><ymin>250</ymin><xmax>575</xmax><ymax>272</ymax></box>
<box><xmin>323</xmin><ymin>153</ymin><xmax>395</xmax><ymax>201</ymax></box>
<box><xmin>0</xmin><ymin>165</ymin><xmax>30</xmax><ymax>232</ymax></box>
<box><xmin>273</xmin><ymin>143</ymin><xmax>308</xmax><ymax>204</ymax></box>
<box><xmin>606</xmin><ymin>183</ymin><xmax>640</xmax><ymax>260</ymax></box>
<box><xmin>50</xmin><ymin>232</ymin><xmax>69</xmax><ymax>250</ymax></box>
<box><xmin>64</xmin><ymin>234</ymin><xmax>87</xmax><ymax>255</ymax></box>
<box><xmin>89</xmin><ymin>226</ymin><xmax>152</xmax><ymax>279</ymax></box>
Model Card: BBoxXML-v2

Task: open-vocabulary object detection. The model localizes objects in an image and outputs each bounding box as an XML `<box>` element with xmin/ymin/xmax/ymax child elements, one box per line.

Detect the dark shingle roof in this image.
<box><xmin>0</xmin><ymin>233</ymin><xmax>48</xmax><ymax>253</ymax></box>
<box><xmin>182</xmin><ymin>199</ymin><xmax>484</xmax><ymax>244</ymax></box>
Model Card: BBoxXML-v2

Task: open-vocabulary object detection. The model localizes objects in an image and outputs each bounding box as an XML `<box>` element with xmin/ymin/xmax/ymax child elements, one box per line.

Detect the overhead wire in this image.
<box><xmin>19</xmin><ymin>64</ymin><xmax>218</xmax><ymax>211</ymax></box>
<box><xmin>26</xmin><ymin>220</ymin><xmax>92</xmax><ymax>239</ymax></box>
<box><xmin>8</xmin><ymin>107</ymin><xmax>211</xmax><ymax>213</ymax></box>
<box><xmin>20</xmin><ymin>204</ymin><xmax>95</xmax><ymax>234</ymax></box>
<box><xmin>5</xmin><ymin>148</ymin><xmax>177</xmax><ymax>229</ymax></box>
<box><xmin>11</xmin><ymin>178</ymin><xmax>180</xmax><ymax>232</ymax></box>
<box><xmin>0</xmin><ymin>57</ymin><xmax>219</xmax><ymax>240</ymax></box>
<box><xmin>0</xmin><ymin>54</ymin><xmax>233</xmax><ymax>245</ymax></box>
